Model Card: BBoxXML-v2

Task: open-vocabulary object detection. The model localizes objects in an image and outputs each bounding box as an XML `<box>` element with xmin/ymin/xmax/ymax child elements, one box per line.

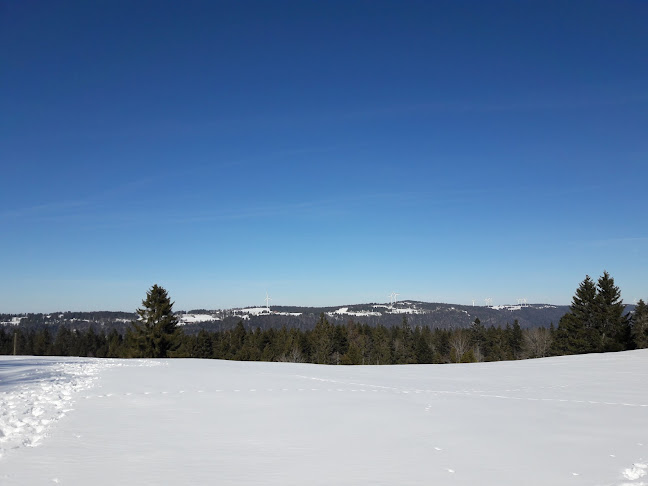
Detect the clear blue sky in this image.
<box><xmin>2</xmin><ymin>1</ymin><xmax>647</xmax><ymax>313</ymax></box>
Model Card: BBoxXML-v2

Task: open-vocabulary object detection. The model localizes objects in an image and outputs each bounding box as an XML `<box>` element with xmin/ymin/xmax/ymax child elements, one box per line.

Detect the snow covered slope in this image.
<box><xmin>1</xmin><ymin>351</ymin><xmax>648</xmax><ymax>485</ymax></box>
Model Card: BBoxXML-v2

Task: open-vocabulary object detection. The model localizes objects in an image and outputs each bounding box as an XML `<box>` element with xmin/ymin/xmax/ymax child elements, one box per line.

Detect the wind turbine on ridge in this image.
<box><xmin>265</xmin><ymin>292</ymin><xmax>272</xmax><ymax>311</ymax></box>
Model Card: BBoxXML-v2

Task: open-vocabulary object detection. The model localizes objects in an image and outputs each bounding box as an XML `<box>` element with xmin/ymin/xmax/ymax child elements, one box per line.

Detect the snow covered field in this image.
<box><xmin>1</xmin><ymin>352</ymin><xmax>648</xmax><ymax>485</ymax></box>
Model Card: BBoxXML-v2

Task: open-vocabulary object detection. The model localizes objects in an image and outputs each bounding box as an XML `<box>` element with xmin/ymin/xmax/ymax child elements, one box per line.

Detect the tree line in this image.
<box><xmin>2</xmin><ymin>275</ymin><xmax>646</xmax><ymax>364</ymax></box>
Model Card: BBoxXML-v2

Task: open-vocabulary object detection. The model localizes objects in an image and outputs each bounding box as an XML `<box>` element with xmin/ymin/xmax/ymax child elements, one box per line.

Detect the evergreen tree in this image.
<box><xmin>310</xmin><ymin>313</ymin><xmax>333</xmax><ymax>364</ymax></box>
<box><xmin>570</xmin><ymin>275</ymin><xmax>598</xmax><ymax>329</ymax></box>
<box><xmin>414</xmin><ymin>327</ymin><xmax>434</xmax><ymax>364</ymax></box>
<box><xmin>53</xmin><ymin>326</ymin><xmax>74</xmax><ymax>356</ymax></box>
<box><xmin>554</xmin><ymin>272</ymin><xmax>630</xmax><ymax>355</ymax></box>
<box><xmin>127</xmin><ymin>284</ymin><xmax>181</xmax><ymax>358</ymax></box>
<box><xmin>106</xmin><ymin>329</ymin><xmax>123</xmax><ymax>357</ymax></box>
<box><xmin>392</xmin><ymin>316</ymin><xmax>415</xmax><ymax>364</ymax></box>
<box><xmin>194</xmin><ymin>330</ymin><xmax>213</xmax><ymax>358</ymax></box>
<box><xmin>230</xmin><ymin>321</ymin><xmax>247</xmax><ymax>359</ymax></box>
<box><xmin>370</xmin><ymin>325</ymin><xmax>391</xmax><ymax>364</ymax></box>
<box><xmin>595</xmin><ymin>271</ymin><xmax>631</xmax><ymax>351</ymax></box>
<box><xmin>0</xmin><ymin>328</ymin><xmax>8</xmax><ymax>354</ymax></box>
<box><xmin>469</xmin><ymin>318</ymin><xmax>486</xmax><ymax>360</ymax></box>
<box><xmin>632</xmin><ymin>299</ymin><xmax>648</xmax><ymax>349</ymax></box>
<box><xmin>431</xmin><ymin>329</ymin><xmax>451</xmax><ymax>363</ymax></box>
<box><xmin>485</xmin><ymin>325</ymin><xmax>507</xmax><ymax>361</ymax></box>
<box><xmin>508</xmin><ymin>320</ymin><xmax>523</xmax><ymax>359</ymax></box>
<box><xmin>33</xmin><ymin>328</ymin><xmax>52</xmax><ymax>356</ymax></box>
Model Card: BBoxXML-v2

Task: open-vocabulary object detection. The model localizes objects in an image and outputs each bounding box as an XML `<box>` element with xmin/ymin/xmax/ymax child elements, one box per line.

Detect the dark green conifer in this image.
<box><xmin>311</xmin><ymin>313</ymin><xmax>333</xmax><ymax>364</ymax></box>
<box><xmin>632</xmin><ymin>299</ymin><xmax>648</xmax><ymax>349</ymax></box>
<box><xmin>127</xmin><ymin>284</ymin><xmax>181</xmax><ymax>358</ymax></box>
<box><xmin>570</xmin><ymin>275</ymin><xmax>598</xmax><ymax>328</ymax></box>
<box><xmin>595</xmin><ymin>271</ymin><xmax>631</xmax><ymax>351</ymax></box>
<box><xmin>509</xmin><ymin>320</ymin><xmax>523</xmax><ymax>359</ymax></box>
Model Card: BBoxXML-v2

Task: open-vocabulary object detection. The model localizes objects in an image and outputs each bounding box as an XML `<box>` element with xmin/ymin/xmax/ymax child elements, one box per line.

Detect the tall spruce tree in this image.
<box><xmin>631</xmin><ymin>299</ymin><xmax>648</xmax><ymax>349</ymax></box>
<box><xmin>595</xmin><ymin>271</ymin><xmax>631</xmax><ymax>351</ymax></box>
<box><xmin>555</xmin><ymin>272</ymin><xmax>631</xmax><ymax>354</ymax></box>
<box><xmin>554</xmin><ymin>275</ymin><xmax>599</xmax><ymax>354</ymax></box>
<box><xmin>570</xmin><ymin>275</ymin><xmax>598</xmax><ymax>329</ymax></box>
<box><xmin>310</xmin><ymin>313</ymin><xmax>333</xmax><ymax>364</ymax></box>
<box><xmin>127</xmin><ymin>284</ymin><xmax>181</xmax><ymax>358</ymax></box>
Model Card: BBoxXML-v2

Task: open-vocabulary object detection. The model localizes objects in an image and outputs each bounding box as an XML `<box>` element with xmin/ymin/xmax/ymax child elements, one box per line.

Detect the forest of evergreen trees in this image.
<box><xmin>1</xmin><ymin>273</ymin><xmax>646</xmax><ymax>365</ymax></box>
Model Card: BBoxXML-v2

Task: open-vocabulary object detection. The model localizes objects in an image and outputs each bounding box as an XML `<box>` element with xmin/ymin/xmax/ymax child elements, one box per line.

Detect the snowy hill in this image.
<box><xmin>1</xmin><ymin>301</ymin><xmax>574</xmax><ymax>333</ymax></box>
<box><xmin>2</xmin><ymin>351</ymin><xmax>648</xmax><ymax>485</ymax></box>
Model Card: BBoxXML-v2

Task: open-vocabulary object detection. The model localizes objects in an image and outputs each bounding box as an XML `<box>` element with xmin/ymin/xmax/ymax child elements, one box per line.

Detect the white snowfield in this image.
<box><xmin>330</xmin><ymin>307</ymin><xmax>382</xmax><ymax>317</ymax></box>
<box><xmin>1</xmin><ymin>351</ymin><xmax>648</xmax><ymax>485</ymax></box>
<box><xmin>178</xmin><ymin>313</ymin><xmax>221</xmax><ymax>325</ymax></box>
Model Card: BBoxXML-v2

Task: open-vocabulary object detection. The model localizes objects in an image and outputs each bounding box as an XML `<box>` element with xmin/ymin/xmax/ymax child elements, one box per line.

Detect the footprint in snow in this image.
<box><xmin>622</xmin><ymin>463</ymin><xmax>647</xmax><ymax>480</ymax></box>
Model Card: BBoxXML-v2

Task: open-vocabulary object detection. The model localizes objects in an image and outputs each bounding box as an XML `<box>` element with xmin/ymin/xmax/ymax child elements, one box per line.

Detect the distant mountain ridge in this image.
<box><xmin>0</xmin><ymin>301</ymin><xmax>582</xmax><ymax>333</ymax></box>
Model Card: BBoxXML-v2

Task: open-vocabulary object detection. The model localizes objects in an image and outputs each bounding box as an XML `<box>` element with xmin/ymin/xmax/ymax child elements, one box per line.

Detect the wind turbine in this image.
<box><xmin>485</xmin><ymin>298</ymin><xmax>492</xmax><ymax>307</ymax></box>
<box><xmin>388</xmin><ymin>292</ymin><xmax>395</xmax><ymax>307</ymax></box>
<box><xmin>265</xmin><ymin>292</ymin><xmax>272</xmax><ymax>311</ymax></box>
<box><xmin>393</xmin><ymin>292</ymin><xmax>400</xmax><ymax>305</ymax></box>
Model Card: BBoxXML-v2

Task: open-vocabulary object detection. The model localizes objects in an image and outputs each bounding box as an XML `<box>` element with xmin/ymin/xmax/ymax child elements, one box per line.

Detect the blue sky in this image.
<box><xmin>2</xmin><ymin>1</ymin><xmax>647</xmax><ymax>313</ymax></box>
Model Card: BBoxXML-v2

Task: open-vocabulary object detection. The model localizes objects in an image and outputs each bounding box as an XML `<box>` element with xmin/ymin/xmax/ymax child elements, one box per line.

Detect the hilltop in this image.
<box><xmin>1</xmin><ymin>301</ymin><xmax>573</xmax><ymax>333</ymax></box>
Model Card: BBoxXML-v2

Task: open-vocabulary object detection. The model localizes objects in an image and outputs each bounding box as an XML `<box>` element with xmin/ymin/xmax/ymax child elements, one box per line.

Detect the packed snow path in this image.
<box><xmin>1</xmin><ymin>351</ymin><xmax>647</xmax><ymax>485</ymax></box>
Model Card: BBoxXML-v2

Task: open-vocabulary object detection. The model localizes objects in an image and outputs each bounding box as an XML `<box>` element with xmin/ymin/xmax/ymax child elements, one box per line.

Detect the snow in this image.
<box><xmin>234</xmin><ymin>307</ymin><xmax>271</xmax><ymax>316</ymax></box>
<box><xmin>387</xmin><ymin>306</ymin><xmax>425</xmax><ymax>314</ymax></box>
<box><xmin>0</xmin><ymin>358</ymin><xmax>106</xmax><ymax>455</ymax></box>
<box><xmin>231</xmin><ymin>307</ymin><xmax>302</xmax><ymax>317</ymax></box>
<box><xmin>491</xmin><ymin>305</ymin><xmax>523</xmax><ymax>311</ymax></box>
<box><xmin>1</xmin><ymin>351</ymin><xmax>648</xmax><ymax>485</ymax></box>
<box><xmin>329</xmin><ymin>307</ymin><xmax>381</xmax><ymax>317</ymax></box>
<box><xmin>623</xmin><ymin>463</ymin><xmax>647</xmax><ymax>480</ymax></box>
<box><xmin>178</xmin><ymin>313</ymin><xmax>220</xmax><ymax>325</ymax></box>
<box><xmin>0</xmin><ymin>317</ymin><xmax>26</xmax><ymax>326</ymax></box>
